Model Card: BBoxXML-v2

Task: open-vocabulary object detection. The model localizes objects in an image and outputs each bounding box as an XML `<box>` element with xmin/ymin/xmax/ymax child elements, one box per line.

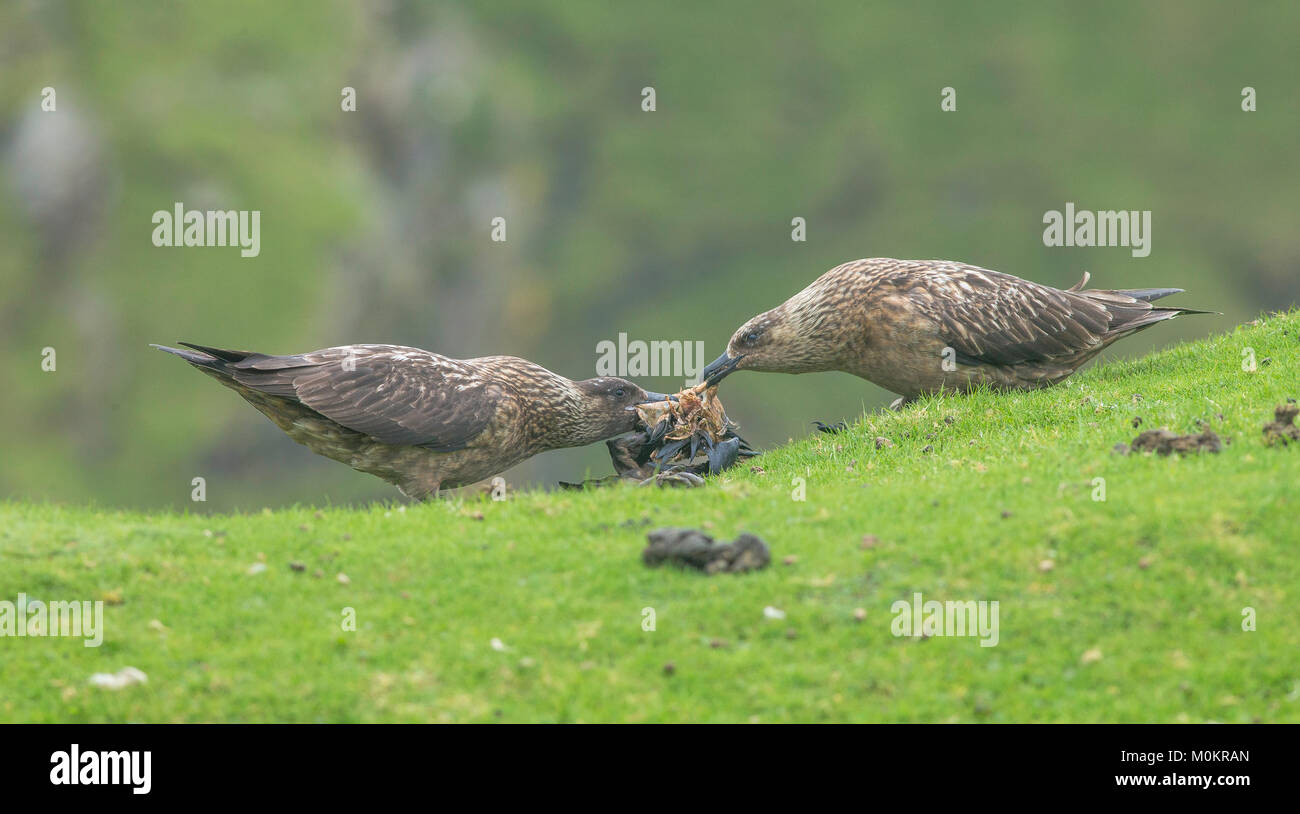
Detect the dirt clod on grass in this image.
<box><xmin>641</xmin><ymin>527</ymin><xmax>771</xmax><ymax>574</ymax></box>
<box><xmin>1263</xmin><ymin>403</ymin><xmax>1300</xmax><ymax>446</ymax></box>
<box><xmin>1119</xmin><ymin>428</ymin><xmax>1223</xmax><ymax>456</ymax></box>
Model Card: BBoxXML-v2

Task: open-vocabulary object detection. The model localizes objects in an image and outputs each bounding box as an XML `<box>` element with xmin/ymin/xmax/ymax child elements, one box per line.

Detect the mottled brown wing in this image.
<box><xmin>227</xmin><ymin>345</ymin><xmax>502</xmax><ymax>451</ymax></box>
<box><xmin>908</xmin><ymin>265</ymin><xmax>1112</xmax><ymax>366</ymax></box>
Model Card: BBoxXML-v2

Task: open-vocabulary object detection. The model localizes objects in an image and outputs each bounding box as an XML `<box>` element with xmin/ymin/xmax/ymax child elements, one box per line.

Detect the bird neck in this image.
<box><xmin>526</xmin><ymin>380</ymin><xmax>603</xmax><ymax>449</ymax></box>
<box><xmin>768</xmin><ymin>298</ymin><xmax>848</xmax><ymax>374</ymax></box>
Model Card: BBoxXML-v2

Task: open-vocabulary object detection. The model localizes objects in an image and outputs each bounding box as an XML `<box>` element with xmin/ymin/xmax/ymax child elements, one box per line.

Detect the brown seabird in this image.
<box><xmin>702</xmin><ymin>258</ymin><xmax>1210</xmax><ymax>407</ymax></box>
<box><xmin>153</xmin><ymin>342</ymin><xmax>667</xmax><ymax>499</ymax></box>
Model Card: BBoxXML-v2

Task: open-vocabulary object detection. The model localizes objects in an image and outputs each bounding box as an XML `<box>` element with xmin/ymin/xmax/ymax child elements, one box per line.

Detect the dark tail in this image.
<box><xmin>1066</xmin><ymin>271</ymin><xmax>1217</xmax><ymax>337</ymax></box>
<box><xmin>154</xmin><ymin>341</ymin><xmax>282</xmax><ymax>407</ymax></box>
<box><xmin>152</xmin><ymin>343</ymin><xmax>219</xmax><ymax>367</ymax></box>
<box><xmin>153</xmin><ymin>342</ymin><xmax>318</xmax><ymax>401</ymax></box>
<box><xmin>177</xmin><ymin>341</ymin><xmax>259</xmax><ymax>362</ymax></box>
<box><xmin>151</xmin><ymin>342</ymin><xmax>258</xmax><ymax>375</ymax></box>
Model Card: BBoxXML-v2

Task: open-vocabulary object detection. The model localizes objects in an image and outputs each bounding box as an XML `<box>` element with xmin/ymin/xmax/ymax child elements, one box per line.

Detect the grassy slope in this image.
<box><xmin>1</xmin><ymin>313</ymin><xmax>1297</xmax><ymax>723</ymax></box>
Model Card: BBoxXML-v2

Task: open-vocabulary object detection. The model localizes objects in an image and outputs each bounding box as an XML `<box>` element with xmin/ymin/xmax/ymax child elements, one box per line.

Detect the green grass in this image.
<box><xmin>2</xmin><ymin>312</ymin><xmax>1298</xmax><ymax>722</ymax></box>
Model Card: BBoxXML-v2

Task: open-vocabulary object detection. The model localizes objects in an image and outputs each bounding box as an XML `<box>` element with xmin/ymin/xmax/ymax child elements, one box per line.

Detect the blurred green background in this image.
<box><xmin>2</xmin><ymin>0</ymin><xmax>1296</xmax><ymax>510</ymax></box>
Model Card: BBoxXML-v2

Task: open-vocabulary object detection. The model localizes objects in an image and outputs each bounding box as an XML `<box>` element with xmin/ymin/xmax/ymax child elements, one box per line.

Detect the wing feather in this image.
<box><xmin>906</xmin><ymin>264</ymin><xmax>1111</xmax><ymax>366</ymax></box>
<box><xmin>228</xmin><ymin>345</ymin><xmax>502</xmax><ymax>451</ymax></box>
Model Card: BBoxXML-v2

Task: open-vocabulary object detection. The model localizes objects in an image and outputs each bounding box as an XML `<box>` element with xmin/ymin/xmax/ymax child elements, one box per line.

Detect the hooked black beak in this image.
<box><xmin>702</xmin><ymin>352</ymin><xmax>744</xmax><ymax>386</ymax></box>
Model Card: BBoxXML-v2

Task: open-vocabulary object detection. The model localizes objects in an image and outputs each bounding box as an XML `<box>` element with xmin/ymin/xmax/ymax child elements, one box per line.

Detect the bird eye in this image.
<box><xmin>614</xmin><ymin>388</ymin><xmax>626</xmax><ymax>398</ymax></box>
<box><xmin>744</xmin><ymin>332</ymin><xmax>760</xmax><ymax>345</ymax></box>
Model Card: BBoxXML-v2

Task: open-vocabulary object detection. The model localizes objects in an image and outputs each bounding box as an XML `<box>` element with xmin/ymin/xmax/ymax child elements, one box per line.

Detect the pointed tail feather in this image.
<box><xmin>1102</xmin><ymin>303</ymin><xmax>1216</xmax><ymax>337</ymax></box>
<box><xmin>151</xmin><ymin>343</ymin><xmax>222</xmax><ymax>368</ymax></box>
<box><xmin>1068</xmin><ymin>272</ymin><xmax>1214</xmax><ymax>312</ymax></box>
<box><xmin>1117</xmin><ymin>287</ymin><xmax>1182</xmax><ymax>302</ymax></box>
<box><xmin>151</xmin><ymin>342</ymin><xmax>255</xmax><ymax>379</ymax></box>
<box><xmin>1076</xmin><ymin>286</ymin><xmax>1217</xmax><ymax>316</ymax></box>
<box><xmin>176</xmin><ymin>342</ymin><xmax>257</xmax><ymax>363</ymax></box>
